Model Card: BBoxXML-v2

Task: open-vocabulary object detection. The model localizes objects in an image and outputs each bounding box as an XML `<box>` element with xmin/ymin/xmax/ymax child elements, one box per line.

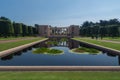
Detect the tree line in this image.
<box><xmin>80</xmin><ymin>18</ymin><xmax>120</xmax><ymax>39</ymax></box>
<box><xmin>0</xmin><ymin>16</ymin><xmax>38</xmax><ymax>38</ymax></box>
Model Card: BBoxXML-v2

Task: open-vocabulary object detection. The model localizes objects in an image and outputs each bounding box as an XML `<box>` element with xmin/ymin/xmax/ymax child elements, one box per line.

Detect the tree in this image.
<box><xmin>32</xmin><ymin>27</ymin><xmax>38</xmax><ymax>35</ymax></box>
<box><xmin>13</xmin><ymin>22</ymin><xmax>22</xmax><ymax>37</ymax></box>
<box><xmin>80</xmin><ymin>19</ymin><xmax>120</xmax><ymax>39</ymax></box>
<box><xmin>0</xmin><ymin>16</ymin><xmax>37</xmax><ymax>38</ymax></box>
<box><xmin>0</xmin><ymin>16</ymin><xmax>11</xmax><ymax>22</ymax></box>
<box><xmin>108</xmin><ymin>25</ymin><xmax>120</xmax><ymax>38</ymax></box>
<box><xmin>28</xmin><ymin>26</ymin><xmax>33</xmax><ymax>36</ymax></box>
<box><xmin>99</xmin><ymin>26</ymin><xmax>107</xmax><ymax>39</ymax></box>
<box><xmin>22</xmin><ymin>24</ymin><xmax>28</xmax><ymax>37</ymax></box>
<box><xmin>0</xmin><ymin>16</ymin><xmax>14</xmax><ymax>37</ymax></box>
<box><xmin>0</xmin><ymin>20</ymin><xmax>13</xmax><ymax>38</ymax></box>
<box><xmin>108</xmin><ymin>19</ymin><xmax>119</xmax><ymax>25</ymax></box>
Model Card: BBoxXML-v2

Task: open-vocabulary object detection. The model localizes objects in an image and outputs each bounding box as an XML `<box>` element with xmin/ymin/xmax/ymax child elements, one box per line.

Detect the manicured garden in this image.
<box><xmin>0</xmin><ymin>71</ymin><xmax>119</xmax><ymax>80</ymax></box>
<box><xmin>0</xmin><ymin>37</ymin><xmax>46</xmax><ymax>51</ymax></box>
<box><xmin>71</xmin><ymin>47</ymin><xmax>100</xmax><ymax>54</ymax></box>
<box><xmin>33</xmin><ymin>47</ymin><xmax>63</xmax><ymax>55</ymax></box>
<box><xmin>73</xmin><ymin>38</ymin><xmax>120</xmax><ymax>51</ymax></box>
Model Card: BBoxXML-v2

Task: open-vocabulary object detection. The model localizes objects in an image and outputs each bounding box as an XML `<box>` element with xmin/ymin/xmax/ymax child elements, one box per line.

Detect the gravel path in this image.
<box><xmin>100</xmin><ymin>40</ymin><xmax>120</xmax><ymax>44</ymax></box>
<box><xmin>83</xmin><ymin>38</ymin><xmax>120</xmax><ymax>44</ymax></box>
<box><xmin>0</xmin><ymin>38</ymin><xmax>37</xmax><ymax>43</ymax></box>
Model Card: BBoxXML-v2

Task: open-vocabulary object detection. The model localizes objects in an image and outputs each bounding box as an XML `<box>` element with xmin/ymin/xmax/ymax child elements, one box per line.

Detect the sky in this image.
<box><xmin>0</xmin><ymin>0</ymin><xmax>120</xmax><ymax>27</ymax></box>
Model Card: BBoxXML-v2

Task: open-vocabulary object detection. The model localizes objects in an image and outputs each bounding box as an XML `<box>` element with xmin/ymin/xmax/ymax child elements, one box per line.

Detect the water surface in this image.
<box><xmin>0</xmin><ymin>39</ymin><xmax>119</xmax><ymax>66</ymax></box>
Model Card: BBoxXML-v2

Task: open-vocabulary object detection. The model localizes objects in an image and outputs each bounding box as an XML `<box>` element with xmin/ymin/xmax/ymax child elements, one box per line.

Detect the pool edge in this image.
<box><xmin>0</xmin><ymin>66</ymin><xmax>120</xmax><ymax>71</ymax></box>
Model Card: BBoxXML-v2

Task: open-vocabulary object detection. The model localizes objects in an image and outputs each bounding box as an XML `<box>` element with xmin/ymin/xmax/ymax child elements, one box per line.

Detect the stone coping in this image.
<box><xmin>0</xmin><ymin>66</ymin><xmax>120</xmax><ymax>71</ymax></box>
<box><xmin>0</xmin><ymin>38</ymin><xmax>48</xmax><ymax>58</ymax></box>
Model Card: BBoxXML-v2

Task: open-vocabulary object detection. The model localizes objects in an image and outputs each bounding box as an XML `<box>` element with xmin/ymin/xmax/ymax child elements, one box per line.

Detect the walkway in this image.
<box><xmin>82</xmin><ymin>38</ymin><xmax>120</xmax><ymax>44</ymax></box>
<box><xmin>0</xmin><ymin>37</ymin><xmax>39</xmax><ymax>43</ymax></box>
<box><xmin>0</xmin><ymin>66</ymin><xmax>120</xmax><ymax>71</ymax></box>
<box><xmin>101</xmin><ymin>40</ymin><xmax>120</xmax><ymax>44</ymax></box>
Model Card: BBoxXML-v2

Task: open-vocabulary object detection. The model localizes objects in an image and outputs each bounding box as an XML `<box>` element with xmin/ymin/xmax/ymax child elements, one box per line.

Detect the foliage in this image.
<box><xmin>0</xmin><ymin>16</ymin><xmax>37</xmax><ymax>38</ymax></box>
<box><xmin>33</xmin><ymin>47</ymin><xmax>63</xmax><ymax>55</ymax></box>
<box><xmin>28</xmin><ymin>26</ymin><xmax>33</xmax><ymax>36</ymax></box>
<box><xmin>21</xmin><ymin>24</ymin><xmax>28</xmax><ymax>37</ymax></box>
<box><xmin>80</xmin><ymin>18</ymin><xmax>120</xmax><ymax>39</ymax></box>
<box><xmin>13</xmin><ymin>22</ymin><xmax>22</xmax><ymax>37</ymax></box>
<box><xmin>72</xmin><ymin>47</ymin><xmax>100</xmax><ymax>54</ymax></box>
<box><xmin>0</xmin><ymin>20</ymin><xmax>13</xmax><ymax>37</ymax></box>
<box><xmin>47</xmin><ymin>49</ymin><xmax>63</xmax><ymax>54</ymax></box>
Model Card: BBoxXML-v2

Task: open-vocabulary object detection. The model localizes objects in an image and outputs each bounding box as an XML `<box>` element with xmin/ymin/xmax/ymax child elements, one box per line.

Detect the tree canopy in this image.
<box><xmin>80</xmin><ymin>18</ymin><xmax>120</xmax><ymax>39</ymax></box>
<box><xmin>0</xmin><ymin>16</ymin><xmax>37</xmax><ymax>37</ymax></box>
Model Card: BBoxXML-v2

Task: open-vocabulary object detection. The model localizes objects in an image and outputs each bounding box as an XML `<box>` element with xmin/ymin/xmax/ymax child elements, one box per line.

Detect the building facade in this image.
<box><xmin>68</xmin><ymin>25</ymin><xmax>80</xmax><ymax>37</ymax></box>
<box><xmin>35</xmin><ymin>24</ymin><xmax>79</xmax><ymax>37</ymax></box>
<box><xmin>35</xmin><ymin>24</ymin><xmax>51</xmax><ymax>37</ymax></box>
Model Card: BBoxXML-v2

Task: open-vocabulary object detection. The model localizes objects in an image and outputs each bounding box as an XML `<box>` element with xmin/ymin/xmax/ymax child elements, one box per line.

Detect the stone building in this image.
<box><xmin>35</xmin><ymin>24</ymin><xmax>79</xmax><ymax>37</ymax></box>
<box><xmin>35</xmin><ymin>24</ymin><xmax>51</xmax><ymax>37</ymax></box>
<box><xmin>68</xmin><ymin>25</ymin><xmax>80</xmax><ymax>37</ymax></box>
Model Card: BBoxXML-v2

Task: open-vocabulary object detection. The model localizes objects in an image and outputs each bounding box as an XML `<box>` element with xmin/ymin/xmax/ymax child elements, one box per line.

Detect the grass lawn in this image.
<box><xmin>73</xmin><ymin>38</ymin><xmax>120</xmax><ymax>51</ymax></box>
<box><xmin>0</xmin><ymin>71</ymin><xmax>119</xmax><ymax>80</ymax></box>
<box><xmin>0</xmin><ymin>37</ymin><xmax>46</xmax><ymax>51</ymax></box>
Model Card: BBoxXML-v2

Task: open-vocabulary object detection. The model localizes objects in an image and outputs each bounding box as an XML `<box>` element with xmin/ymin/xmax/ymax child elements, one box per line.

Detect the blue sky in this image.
<box><xmin>0</xmin><ymin>0</ymin><xmax>120</xmax><ymax>26</ymax></box>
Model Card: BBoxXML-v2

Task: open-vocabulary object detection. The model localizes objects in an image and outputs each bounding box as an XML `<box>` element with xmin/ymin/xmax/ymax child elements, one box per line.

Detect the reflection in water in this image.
<box><xmin>68</xmin><ymin>40</ymin><xmax>79</xmax><ymax>49</ymax></box>
<box><xmin>38</xmin><ymin>38</ymin><xmax>80</xmax><ymax>49</ymax></box>
<box><xmin>1</xmin><ymin>39</ymin><xmax>120</xmax><ymax>65</ymax></box>
<box><xmin>14</xmin><ymin>51</ymin><xmax>22</xmax><ymax>56</ymax></box>
<box><xmin>1</xmin><ymin>49</ymin><xmax>26</xmax><ymax>61</ymax></box>
<box><xmin>1</xmin><ymin>52</ymin><xmax>23</xmax><ymax>61</ymax></box>
<box><xmin>106</xmin><ymin>53</ymin><xmax>117</xmax><ymax>57</ymax></box>
<box><xmin>22</xmin><ymin>49</ymin><xmax>28</xmax><ymax>52</ymax></box>
<box><xmin>118</xmin><ymin>56</ymin><xmax>120</xmax><ymax>65</ymax></box>
<box><xmin>1</xmin><ymin>54</ymin><xmax>13</xmax><ymax>61</ymax></box>
<box><xmin>28</xmin><ymin>47</ymin><xmax>32</xmax><ymax>50</ymax></box>
<box><xmin>0</xmin><ymin>38</ymin><xmax>80</xmax><ymax>61</ymax></box>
